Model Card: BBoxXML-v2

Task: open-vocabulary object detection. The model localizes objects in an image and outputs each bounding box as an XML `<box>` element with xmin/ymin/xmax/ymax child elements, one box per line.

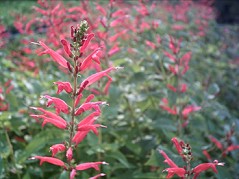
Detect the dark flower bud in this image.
<box><xmin>67</xmin><ymin>62</ymin><xmax>73</xmax><ymax>73</ymax></box>
<box><xmin>71</xmin><ymin>26</ymin><xmax>75</xmax><ymax>38</ymax></box>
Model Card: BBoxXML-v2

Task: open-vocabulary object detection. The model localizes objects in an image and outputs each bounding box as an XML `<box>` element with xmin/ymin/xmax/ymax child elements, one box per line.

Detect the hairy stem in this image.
<box><xmin>186</xmin><ymin>161</ymin><xmax>191</xmax><ymax>179</ymax></box>
<box><xmin>68</xmin><ymin>60</ymin><xmax>78</xmax><ymax>164</ymax></box>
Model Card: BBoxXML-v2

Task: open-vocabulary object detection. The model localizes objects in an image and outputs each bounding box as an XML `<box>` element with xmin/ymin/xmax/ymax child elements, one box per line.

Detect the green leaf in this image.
<box><xmin>17</xmin><ymin>128</ymin><xmax>64</xmax><ymax>164</ymax></box>
<box><xmin>0</xmin><ymin>132</ymin><xmax>10</xmax><ymax>159</ymax></box>
<box><xmin>22</xmin><ymin>172</ymin><xmax>31</xmax><ymax>179</ymax></box>
<box><xmin>145</xmin><ymin>150</ymin><xmax>161</xmax><ymax>166</ymax></box>
<box><xmin>113</xmin><ymin>58</ymin><xmax>127</xmax><ymax>66</ymax></box>
<box><xmin>6</xmin><ymin>92</ymin><xmax>19</xmax><ymax>110</ymax></box>
<box><xmin>107</xmin><ymin>151</ymin><xmax>133</xmax><ymax>168</ymax></box>
<box><xmin>59</xmin><ymin>170</ymin><xmax>69</xmax><ymax>179</ymax></box>
<box><xmin>132</xmin><ymin>171</ymin><xmax>159</xmax><ymax>179</ymax></box>
<box><xmin>207</xmin><ymin>83</ymin><xmax>220</xmax><ymax>99</ymax></box>
<box><xmin>126</xmin><ymin>142</ymin><xmax>141</xmax><ymax>155</ymax></box>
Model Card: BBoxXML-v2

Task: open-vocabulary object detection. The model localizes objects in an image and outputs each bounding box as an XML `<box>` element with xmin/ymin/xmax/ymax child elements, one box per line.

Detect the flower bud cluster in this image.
<box><xmin>160</xmin><ymin>137</ymin><xmax>224</xmax><ymax>179</ymax></box>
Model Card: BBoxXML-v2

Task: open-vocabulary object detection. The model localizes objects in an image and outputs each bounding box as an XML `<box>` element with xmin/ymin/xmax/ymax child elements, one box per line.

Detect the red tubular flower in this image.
<box><xmin>109</xmin><ymin>30</ymin><xmax>127</xmax><ymax>42</ymax></box>
<box><xmin>25</xmin><ymin>18</ymin><xmax>37</xmax><ymax>34</ymax></box>
<box><xmin>74</xmin><ymin>101</ymin><xmax>107</xmax><ymax>116</ymax></box>
<box><xmin>156</xmin><ymin>35</ymin><xmax>161</xmax><ymax>44</ymax></box>
<box><xmin>223</xmin><ymin>145</ymin><xmax>239</xmax><ymax>156</ymax></box>
<box><xmin>54</xmin><ymin>81</ymin><xmax>73</xmax><ymax>94</ymax></box>
<box><xmin>180</xmin><ymin>52</ymin><xmax>192</xmax><ymax>75</ymax></box>
<box><xmin>66</xmin><ymin>147</ymin><xmax>73</xmax><ymax>161</ymax></box>
<box><xmin>0</xmin><ymin>103</ymin><xmax>9</xmax><ymax>111</ymax></box>
<box><xmin>79</xmin><ymin>66</ymin><xmax>122</xmax><ymax>91</ymax></box>
<box><xmin>164</xmin><ymin>51</ymin><xmax>176</xmax><ymax>62</ymax></box>
<box><xmin>172</xmin><ymin>24</ymin><xmax>185</xmax><ymax>31</ymax></box>
<box><xmin>40</xmin><ymin>117</ymin><xmax>66</xmax><ymax>129</ymax></box>
<box><xmin>42</xmin><ymin>95</ymin><xmax>69</xmax><ymax>114</ymax></box>
<box><xmin>31</xmin><ymin>107</ymin><xmax>64</xmax><ymax>120</ymax></box>
<box><xmin>226</xmin><ymin>145</ymin><xmax>239</xmax><ymax>152</ymax></box>
<box><xmin>140</xmin><ymin>22</ymin><xmax>151</xmax><ymax>32</ymax></box>
<box><xmin>110</xmin><ymin>18</ymin><xmax>124</xmax><ymax>27</ymax></box>
<box><xmin>96</xmin><ymin>5</ymin><xmax>107</xmax><ymax>16</ymax></box>
<box><xmin>103</xmin><ymin>74</ymin><xmax>112</xmax><ymax>94</ymax></box>
<box><xmin>51</xmin><ymin>3</ymin><xmax>61</xmax><ymax>15</ymax></box>
<box><xmin>74</xmin><ymin>94</ymin><xmax>83</xmax><ymax>107</ymax></box>
<box><xmin>167</xmin><ymin>84</ymin><xmax>177</xmax><ymax>92</ymax></box>
<box><xmin>77</xmin><ymin>112</ymin><xmax>100</xmax><ymax>126</ymax></box>
<box><xmin>89</xmin><ymin>173</ymin><xmax>106</xmax><ymax>179</ymax></box>
<box><xmin>109</xmin><ymin>33</ymin><xmax>120</xmax><ymax>43</ymax></box>
<box><xmin>182</xmin><ymin>105</ymin><xmax>201</xmax><ymax>119</ymax></box>
<box><xmin>4</xmin><ymin>80</ymin><xmax>13</xmax><ymax>94</ymax></box>
<box><xmin>169</xmin><ymin>36</ymin><xmax>181</xmax><ymax>54</ymax></box>
<box><xmin>6</xmin><ymin>85</ymin><xmax>13</xmax><ymax>94</ymax></box>
<box><xmin>99</xmin><ymin>19</ymin><xmax>107</xmax><ymax>29</ymax></box>
<box><xmin>182</xmin><ymin>65</ymin><xmax>189</xmax><ymax>75</ymax></box>
<box><xmin>50</xmin><ymin>144</ymin><xmax>66</xmax><ymax>157</ymax></box>
<box><xmin>78</xmin><ymin>124</ymin><xmax>106</xmax><ymax>136</ymax></box>
<box><xmin>180</xmin><ymin>52</ymin><xmax>191</xmax><ymax>66</ymax></box>
<box><xmin>33</xmin><ymin>6</ymin><xmax>48</xmax><ymax>15</ymax></box>
<box><xmin>163</xmin><ymin>167</ymin><xmax>186</xmax><ymax>179</ymax></box>
<box><xmin>169</xmin><ymin>65</ymin><xmax>179</xmax><ymax>75</ymax></box>
<box><xmin>167</xmin><ymin>83</ymin><xmax>187</xmax><ymax>93</ymax></box>
<box><xmin>30</xmin><ymin>107</ymin><xmax>67</xmax><ymax>129</ymax></box>
<box><xmin>202</xmin><ymin>149</ymin><xmax>212</xmax><ymax>161</ymax></box>
<box><xmin>31</xmin><ymin>156</ymin><xmax>65</xmax><ymax>167</ymax></box>
<box><xmin>112</xmin><ymin>9</ymin><xmax>126</xmax><ymax>17</ymax></box>
<box><xmin>80</xmin><ymin>33</ymin><xmax>94</xmax><ymax>53</ymax></box>
<box><xmin>75</xmin><ymin>161</ymin><xmax>108</xmax><ymax>171</ymax></box>
<box><xmin>171</xmin><ymin>137</ymin><xmax>184</xmax><ymax>156</ymax></box>
<box><xmin>13</xmin><ymin>21</ymin><xmax>24</xmax><ymax>34</ymax></box>
<box><xmin>159</xmin><ymin>150</ymin><xmax>178</xmax><ymax>168</ymax></box>
<box><xmin>30</xmin><ymin>114</ymin><xmax>67</xmax><ymax>129</ymax></box>
<box><xmin>76</xmin><ymin>112</ymin><xmax>101</xmax><ymax>136</ymax></box>
<box><xmin>208</xmin><ymin>135</ymin><xmax>223</xmax><ymax>150</ymax></box>
<box><xmin>61</xmin><ymin>39</ymin><xmax>73</xmax><ymax>57</ymax></box>
<box><xmin>70</xmin><ymin>169</ymin><xmax>77</xmax><ymax>179</ymax></box>
<box><xmin>84</xmin><ymin>94</ymin><xmax>95</xmax><ymax>103</ymax></box>
<box><xmin>137</xmin><ymin>3</ymin><xmax>149</xmax><ymax>16</ymax></box>
<box><xmin>79</xmin><ymin>48</ymin><xmax>101</xmax><ymax>71</ymax></box>
<box><xmin>180</xmin><ymin>83</ymin><xmax>187</xmax><ymax>93</ymax></box>
<box><xmin>145</xmin><ymin>40</ymin><xmax>156</xmax><ymax>50</ymax></box>
<box><xmin>72</xmin><ymin>131</ymin><xmax>88</xmax><ymax>145</ymax></box>
<box><xmin>192</xmin><ymin>160</ymin><xmax>224</xmax><ymax>179</ymax></box>
<box><xmin>38</xmin><ymin>41</ymin><xmax>68</xmax><ymax>68</ymax></box>
<box><xmin>160</xmin><ymin>98</ymin><xmax>177</xmax><ymax>115</ymax></box>
<box><xmin>0</xmin><ymin>85</ymin><xmax>10</xmax><ymax>112</ymax></box>
<box><xmin>108</xmin><ymin>44</ymin><xmax>120</xmax><ymax>57</ymax></box>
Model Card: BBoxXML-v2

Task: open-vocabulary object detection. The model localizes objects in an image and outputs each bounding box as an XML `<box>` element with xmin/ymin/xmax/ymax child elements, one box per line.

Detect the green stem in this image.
<box><xmin>124</xmin><ymin>96</ymin><xmax>143</xmax><ymax>140</ymax></box>
<box><xmin>174</xmin><ymin>52</ymin><xmax>184</xmax><ymax>137</ymax></box>
<box><xmin>97</xmin><ymin>128</ymin><xmax>102</xmax><ymax>162</ymax></box>
<box><xmin>186</xmin><ymin>161</ymin><xmax>191</xmax><ymax>179</ymax></box>
<box><xmin>68</xmin><ymin>60</ymin><xmax>78</xmax><ymax>165</ymax></box>
<box><xmin>4</xmin><ymin>128</ymin><xmax>20</xmax><ymax>179</ymax></box>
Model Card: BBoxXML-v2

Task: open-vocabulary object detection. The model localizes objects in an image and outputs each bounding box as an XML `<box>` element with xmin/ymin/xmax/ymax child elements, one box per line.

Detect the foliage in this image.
<box><xmin>0</xmin><ymin>0</ymin><xmax>238</xmax><ymax>179</ymax></box>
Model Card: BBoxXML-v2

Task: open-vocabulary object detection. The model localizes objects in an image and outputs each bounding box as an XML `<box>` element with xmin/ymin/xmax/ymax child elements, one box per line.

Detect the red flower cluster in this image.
<box><xmin>160</xmin><ymin>36</ymin><xmax>201</xmax><ymax>127</ymax></box>
<box><xmin>0</xmin><ymin>23</ymin><xmax>9</xmax><ymax>48</ymax></box>
<box><xmin>30</xmin><ymin>21</ymin><xmax>121</xmax><ymax>179</ymax></box>
<box><xmin>203</xmin><ymin>125</ymin><xmax>239</xmax><ymax>160</ymax></box>
<box><xmin>160</xmin><ymin>137</ymin><xmax>224</xmax><ymax>179</ymax></box>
